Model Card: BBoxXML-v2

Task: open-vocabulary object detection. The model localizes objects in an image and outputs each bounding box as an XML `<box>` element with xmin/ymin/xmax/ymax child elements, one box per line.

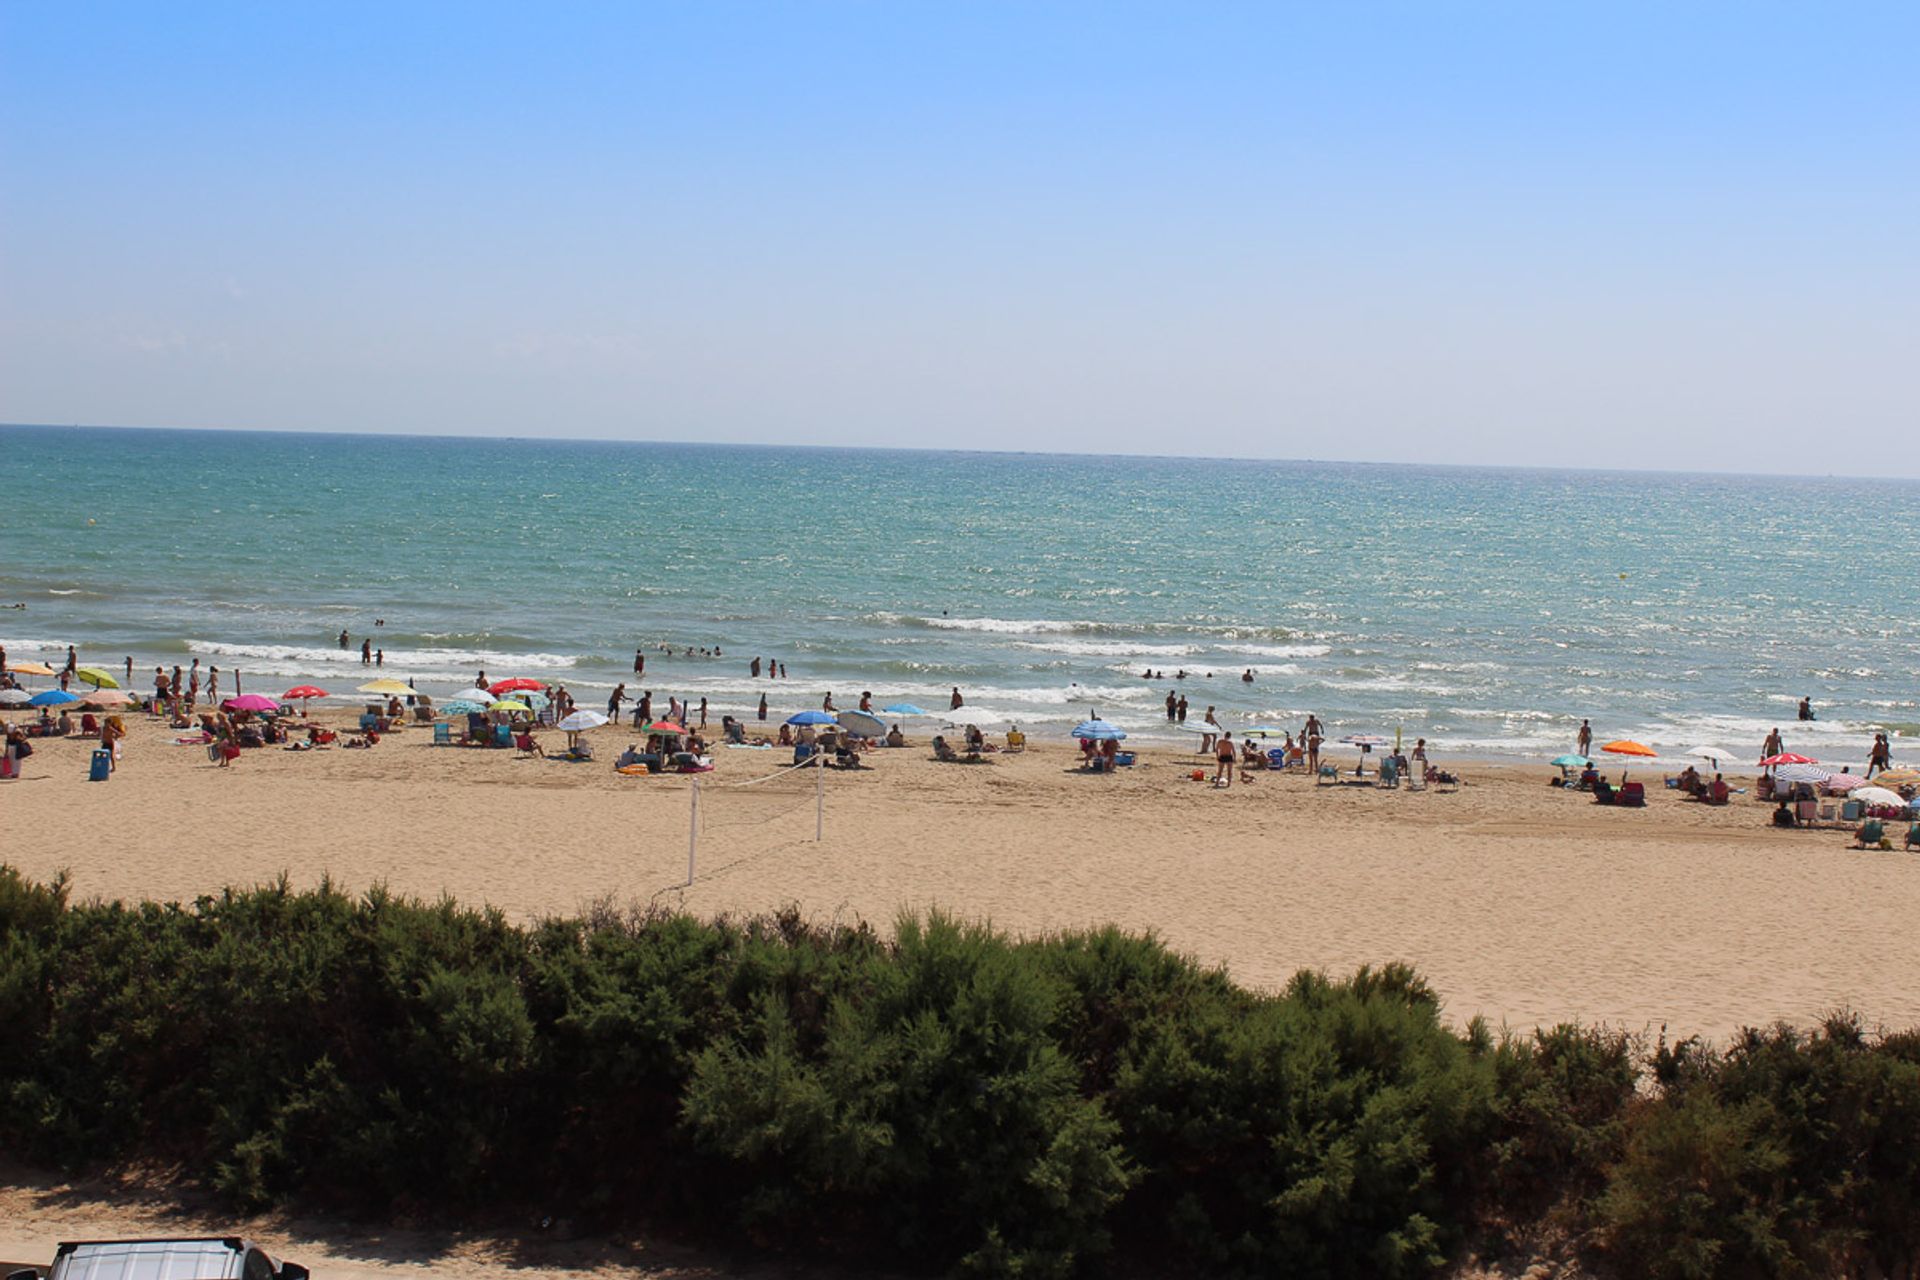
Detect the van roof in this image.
<box><xmin>53</xmin><ymin>1239</ymin><xmax>248</xmax><ymax>1280</ymax></box>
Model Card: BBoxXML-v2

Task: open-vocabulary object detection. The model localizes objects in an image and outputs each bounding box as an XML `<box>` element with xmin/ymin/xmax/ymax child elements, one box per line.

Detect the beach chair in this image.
<box><xmin>1378</xmin><ymin>757</ymin><xmax>1400</xmax><ymax>789</ymax></box>
<box><xmin>1795</xmin><ymin>797</ymin><xmax>1817</xmax><ymax>826</ymax></box>
<box><xmin>1854</xmin><ymin>820</ymin><xmax>1888</xmax><ymax>849</ymax></box>
<box><xmin>493</xmin><ymin>724</ymin><xmax>513</xmax><ymax>748</ymax></box>
<box><xmin>1405</xmin><ymin>767</ymin><xmax>1427</xmax><ymax>792</ymax></box>
<box><xmin>1619</xmin><ymin>782</ymin><xmax>1647</xmax><ymax>808</ymax></box>
<box><xmin>1591</xmin><ymin>781</ymin><xmax>1615</xmax><ymax>805</ymax></box>
<box><xmin>359</xmin><ymin>713</ymin><xmax>379</xmax><ymax>732</ymax></box>
<box><xmin>1316</xmin><ymin>764</ymin><xmax>1339</xmax><ymax>786</ymax></box>
<box><xmin>1004</xmin><ymin>729</ymin><xmax>1026</xmax><ymax>753</ymax></box>
<box><xmin>432</xmin><ymin>722</ymin><xmax>452</xmax><ymax>746</ymax></box>
<box><xmin>1818</xmin><ymin>803</ymin><xmax>1835</xmax><ymax>824</ymax></box>
<box><xmin>794</xmin><ymin>742</ymin><xmax>817</xmax><ymax>766</ymax></box>
<box><xmin>1904</xmin><ymin>823</ymin><xmax>1920</xmax><ymax>851</ymax></box>
<box><xmin>1841</xmin><ymin>800</ymin><xmax>1863</xmax><ymax>822</ymax></box>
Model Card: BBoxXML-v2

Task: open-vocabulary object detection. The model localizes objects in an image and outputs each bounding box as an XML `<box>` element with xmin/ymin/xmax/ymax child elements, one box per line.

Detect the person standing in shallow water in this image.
<box><xmin>1577</xmin><ymin>720</ymin><xmax>1592</xmax><ymax>756</ymax></box>
<box><xmin>1165</xmin><ymin>690</ymin><xmax>1177</xmax><ymax>720</ymax></box>
<box><xmin>758</xmin><ymin>693</ymin><xmax>768</xmax><ymax>722</ymax></box>
<box><xmin>951</xmin><ymin>686</ymin><xmax>964</xmax><ymax>710</ymax></box>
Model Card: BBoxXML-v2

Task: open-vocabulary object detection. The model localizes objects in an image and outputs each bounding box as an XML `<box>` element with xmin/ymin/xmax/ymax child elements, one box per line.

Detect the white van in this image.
<box><xmin>7</xmin><ymin>1238</ymin><xmax>310</xmax><ymax>1280</ymax></box>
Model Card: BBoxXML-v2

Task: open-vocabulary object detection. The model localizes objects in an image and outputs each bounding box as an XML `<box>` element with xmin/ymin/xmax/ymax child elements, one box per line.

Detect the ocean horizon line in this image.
<box><xmin>7</xmin><ymin>419</ymin><xmax>1915</xmax><ymax>489</ymax></box>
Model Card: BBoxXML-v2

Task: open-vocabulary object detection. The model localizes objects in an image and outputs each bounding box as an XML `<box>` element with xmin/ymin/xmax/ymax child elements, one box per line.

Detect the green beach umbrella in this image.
<box><xmin>74</xmin><ymin>667</ymin><xmax>120</xmax><ymax>689</ymax></box>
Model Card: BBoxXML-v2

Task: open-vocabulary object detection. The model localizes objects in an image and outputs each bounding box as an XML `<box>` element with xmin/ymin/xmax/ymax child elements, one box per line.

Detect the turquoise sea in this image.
<box><xmin>6</xmin><ymin>424</ymin><xmax>1920</xmax><ymax>765</ymax></box>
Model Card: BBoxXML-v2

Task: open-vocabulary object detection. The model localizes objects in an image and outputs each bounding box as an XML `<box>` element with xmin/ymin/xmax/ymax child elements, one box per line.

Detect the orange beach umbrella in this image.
<box><xmin>1600</xmin><ymin>740</ymin><xmax>1658</xmax><ymax>758</ymax></box>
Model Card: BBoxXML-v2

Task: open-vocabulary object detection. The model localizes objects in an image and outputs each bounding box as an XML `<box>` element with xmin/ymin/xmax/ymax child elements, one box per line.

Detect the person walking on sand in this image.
<box><xmin>207</xmin><ymin>666</ymin><xmax>219</xmax><ymax>705</ymax></box>
<box><xmin>1215</xmin><ymin>731</ymin><xmax>1236</xmax><ymax>786</ymax></box>
<box><xmin>608</xmin><ymin>683</ymin><xmax>626</xmax><ymax>721</ymax></box>
<box><xmin>187</xmin><ymin>664</ymin><xmax>200</xmax><ymax>707</ymax></box>
<box><xmin>152</xmin><ymin>666</ymin><xmax>169</xmax><ymax>714</ymax></box>
<box><xmin>1577</xmin><ymin>719</ymin><xmax>1592</xmax><ymax>756</ymax></box>
<box><xmin>1308</xmin><ymin>728</ymin><xmax>1323</xmax><ymax>774</ymax></box>
<box><xmin>757</xmin><ymin>692</ymin><xmax>768</xmax><ymax>722</ymax></box>
<box><xmin>1868</xmin><ymin>733</ymin><xmax>1891</xmax><ymax>777</ymax></box>
<box><xmin>951</xmin><ymin>686</ymin><xmax>964</xmax><ymax>710</ymax></box>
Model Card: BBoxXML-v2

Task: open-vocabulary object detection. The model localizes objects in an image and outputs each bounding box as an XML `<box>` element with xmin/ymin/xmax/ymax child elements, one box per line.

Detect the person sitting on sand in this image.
<box><xmin>777</xmin><ymin>723</ymin><xmax>793</xmax><ymax>746</ymax></box>
<box><xmin>1240</xmin><ymin>737</ymin><xmax>1265</xmax><ymax>770</ymax></box>
<box><xmin>516</xmin><ymin>729</ymin><xmax>545</xmax><ymax>758</ymax></box>
<box><xmin>886</xmin><ymin>724</ymin><xmax>905</xmax><ymax>747</ymax></box>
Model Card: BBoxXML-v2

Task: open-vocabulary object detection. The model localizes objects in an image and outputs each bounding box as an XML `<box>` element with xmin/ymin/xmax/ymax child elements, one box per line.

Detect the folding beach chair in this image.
<box><xmin>432</xmin><ymin>722</ymin><xmax>452</xmax><ymax>746</ymax></box>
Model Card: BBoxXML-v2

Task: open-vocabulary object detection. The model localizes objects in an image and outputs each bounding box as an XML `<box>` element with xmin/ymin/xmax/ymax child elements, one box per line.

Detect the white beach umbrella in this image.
<box><xmin>1852</xmin><ymin>786</ymin><xmax>1905</xmax><ymax>808</ymax></box>
<box><xmin>557</xmin><ymin>709</ymin><xmax>608</xmax><ymax>732</ymax></box>
<box><xmin>0</xmin><ymin>688</ymin><xmax>31</xmax><ymax>706</ymax></box>
<box><xmin>1773</xmin><ymin>763</ymin><xmax>1832</xmax><ymax>786</ymax></box>
<box><xmin>1688</xmin><ymin>745</ymin><xmax>1737</xmax><ymax>767</ymax></box>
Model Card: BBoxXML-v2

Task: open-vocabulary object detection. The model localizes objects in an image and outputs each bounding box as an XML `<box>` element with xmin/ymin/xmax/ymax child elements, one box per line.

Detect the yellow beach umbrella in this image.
<box><xmin>489</xmin><ymin>699</ymin><xmax>530</xmax><ymax>713</ymax></box>
<box><xmin>1871</xmin><ymin>767</ymin><xmax>1920</xmax><ymax>787</ymax></box>
<box><xmin>8</xmin><ymin>661</ymin><xmax>56</xmax><ymax>677</ymax></box>
<box><xmin>356</xmin><ymin>678</ymin><xmax>414</xmax><ymax>697</ymax></box>
<box><xmin>75</xmin><ymin>666</ymin><xmax>120</xmax><ymax>689</ymax></box>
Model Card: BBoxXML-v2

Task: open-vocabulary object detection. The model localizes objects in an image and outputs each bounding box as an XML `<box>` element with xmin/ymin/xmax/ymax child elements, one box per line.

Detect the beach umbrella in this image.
<box><xmin>1551</xmin><ymin>754</ymin><xmax>1594</xmax><ymax>768</ymax></box>
<box><xmin>557</xmin><ymin>709</ymin><xmax>608</xmax><ymax>732</ymax></box>
<box><xmin>1822</xmin><ymin>773</ymin><xmax>1868</xmax><ymax>792</ymax></box>
<box><xmin>81</xmin><ymin>689</ymin><xmax>133</xmax><ymax>707</ymax></box>
<box><xmin>1243</xmin><ymin>726</ymin><xmax>1292</xmax><ymax>738</ymax></box>
<box><xmin>8</xmin><ymin>661</ymin><xmax>55</xmax><ymax>677</ymax></box>
<box><xmin>1340</xmin><ymin>734</ymin><xmax>1391</xmax><ymax>747</ymax></box>
<box><xmin>489</xmin><ymin>700</ymin><xmax>531</xmax><ymax>713</ymax></box>
<box><xmin>441</xmin><ymin>698</ymin><xmax>490</xmax><ymax>716</ymax></box>
<box><xmin>357</xmin><ymin>678</ymin><xmax>414</xmax><ymax>698</ymax></box>
<box><xmin>489</xmin><ymin>677</ymin><xmax>545</xmax><ymax>695</ymax></box>
<box><xmin>1071</xmin><ymin>718</ymin><xmax>1127</xmax><ymax>740</ymax></box>
<box><xmin>515</xmin><ymin>690</ymin><xmax>552</xmax><ymax>709</ymax></box>
<box><xmin>786</xmin><ymin>710</ymin><xmax>836</xmax><ymax>726</ymax></box>
<box><xmin>1772</xmin><ymin>763</ymin><xmax>1832</xmax><ymax>786</ymax></box>
<box><xmin>27</xmin><ymin>690</ymin><xmax>79</xmax><ymax>707</ymax></box>
<box><xmin>1758</xmin><ymin>753</ymin><xmax>1817</xmax><ymax>767</ymax></box>
<box><xmin>881</xmin><ymin>703</ymin><xmax>929</xmax><ymax>717</ymax></box>
<box><xmin>74</xmin><ymin>667</ymin><xmax>120</xmax><ymax>689</ymax></box>
<box><xmin>284</xmin><ymin>685</ymin><xmax>329</xmax><ymax>700</ymax></box>
<box><xmin>0</xmin><ymin>689</ymin><xmax>31</xmax><ymax>706</ymax></box>
<box><xmin>1688</xmin><ymin>745</ymin><xmax>1737</xmax><ymax>767</ymax></box>
<box><xmin>1601</xmin><ymin>740</ymin><xmax>1658</xmax><ymax>758</ymax></box>
<box><xmin>1852</xmin><ymin>786</ymin><xmax>1905</xmax><ymax>808</ymax></box>
<box><xmin>645</xmin><ymin>721</ymin><xmax>689</xmax><ymax>736</ymax></box>
<box><xmin>837</xmin><ymin>709</ymin><xmax>887</xmax><ymax>739</ymax></box>
<box><xmin>224</xmin><ymin>693</ymin><xmax>280</xmax><ymax>713</ymax></box>
<box><xmin>1870</xmin><ymin>767</ymin><xmax>1920</xmax><ymax>787</ymax></box>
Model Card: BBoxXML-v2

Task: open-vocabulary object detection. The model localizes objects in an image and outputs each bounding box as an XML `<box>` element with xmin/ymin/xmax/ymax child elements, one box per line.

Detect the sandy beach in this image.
<box><xmin>5</xmin><ymin>708</ymin><xmax>1917</xmax><ymax>1043</ymax></box>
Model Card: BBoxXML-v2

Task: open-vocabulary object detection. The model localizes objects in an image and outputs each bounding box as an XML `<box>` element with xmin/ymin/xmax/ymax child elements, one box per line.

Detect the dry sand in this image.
<box><xmin>5</xmin><ymin>708</ymin><xmax>1917</xmax><ymax>1041</ymax></box>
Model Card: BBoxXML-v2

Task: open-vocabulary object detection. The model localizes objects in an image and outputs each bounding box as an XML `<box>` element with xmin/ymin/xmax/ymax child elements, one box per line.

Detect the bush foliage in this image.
<box><xmin>2</xmin><ymin>864</ymin><xmax>1917</xmax><ymax>1278</ymax></box>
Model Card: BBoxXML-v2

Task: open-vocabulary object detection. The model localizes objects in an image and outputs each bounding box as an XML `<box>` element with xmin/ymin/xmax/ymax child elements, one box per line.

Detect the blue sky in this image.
<box><xmin>3</xmin><ymin>3</ymin><xmax>1915</xmax><ymax>473</ymax></box>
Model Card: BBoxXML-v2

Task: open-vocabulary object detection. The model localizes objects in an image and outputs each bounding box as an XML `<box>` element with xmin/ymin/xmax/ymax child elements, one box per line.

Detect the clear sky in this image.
<box><xmin>3</xmin><ymin>3</ymin><xmax>1915</xmax><ymax>473</ymax></box>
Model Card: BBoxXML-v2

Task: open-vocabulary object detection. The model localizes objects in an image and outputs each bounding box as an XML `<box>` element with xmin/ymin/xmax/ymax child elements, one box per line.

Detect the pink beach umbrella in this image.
<box><xmin>1822</xmin><ymin>773</ymin><xmax>1868</xmax><ymax>792</ymax></box>
<box><xmin>224</xmin><ymin>693</ymin><xmax>280</xmax><ymax>713</ymax></box>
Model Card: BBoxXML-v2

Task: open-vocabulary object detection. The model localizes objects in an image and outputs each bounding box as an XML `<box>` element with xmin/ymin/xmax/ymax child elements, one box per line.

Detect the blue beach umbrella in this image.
<box><xmin>27</xmin><ymin>690</ymin><xmax>79</xmax><ymax>707</ymax></box>
<box><xmin>786</xmin><ymin>710</ymin><xmax>836</xmax><ymax>726</ymax></box>
<box><xmin>1551</xmin><ymin>754</ymin><xmax>1593</xmax><ymax>768</ymax></box>
<box><xmin>881</xmin><ymin>703</ymin><xmax>929</xmax><ymax>717</ymax></box>
<box><xmin>1071</xmin><ymin>719</ymin><xmax>1127</xmax><ymax>741</ymax></box>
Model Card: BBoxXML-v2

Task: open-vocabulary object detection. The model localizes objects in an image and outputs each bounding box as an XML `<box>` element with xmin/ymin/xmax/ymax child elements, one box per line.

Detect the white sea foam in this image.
<box><xmin>1014</xmin><ymin>640</ymin><xmax>1201</xmax><ymax>658</ymax></box>
<box><xmin>186</xmin><ymin>639</ymin><xmax>581</xmax><ymax>670</ymax></box>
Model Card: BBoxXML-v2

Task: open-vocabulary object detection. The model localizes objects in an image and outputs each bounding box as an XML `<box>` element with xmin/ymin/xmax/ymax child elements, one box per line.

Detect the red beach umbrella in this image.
<box><xmin>283</xmin><ymin>685</ymin><xmax>329</xmax><ymax>700</ymax></box>
<box><xmin>489</xmin><ymin>677</ymin><xmax>545</xmax><ymax>695</ymax></box>
<box><xmin>1758</xmin><ymin>753</ymin><xmax>1817</xmax><ymax>767</ymax></box>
